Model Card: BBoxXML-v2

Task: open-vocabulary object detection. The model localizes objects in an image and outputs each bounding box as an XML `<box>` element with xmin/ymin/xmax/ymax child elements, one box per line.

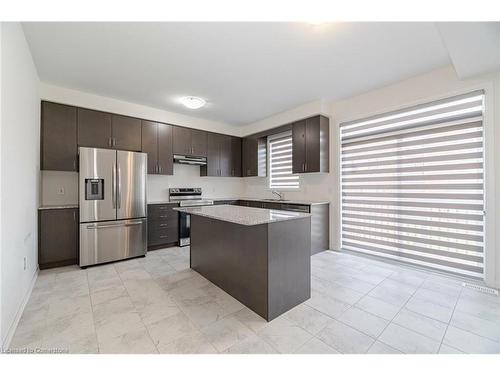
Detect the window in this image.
<box><xmin>340</xmin><ymin>90</ymin><xmax>485</xmax><ymax>278</ymax></box>
<box><xmin>268</xmin><ymin>131</ymin><xmax>300</xmax><ymax>189</ymax></box>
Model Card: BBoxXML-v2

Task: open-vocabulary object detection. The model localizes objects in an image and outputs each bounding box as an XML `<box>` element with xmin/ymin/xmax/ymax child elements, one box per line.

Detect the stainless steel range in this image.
<box><xmin>169</xmin><ymin>188</ymin><xmax>213</xmax><ymax>246</ymax></box>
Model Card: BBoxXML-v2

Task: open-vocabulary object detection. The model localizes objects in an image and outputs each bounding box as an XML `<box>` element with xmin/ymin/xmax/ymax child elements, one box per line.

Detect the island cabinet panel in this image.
<box><xmin>190</xmin><ymin>216</ymin><xmax>269</xmax><ymax>319</ymax></box>
<box><xmin>267</xmin><ymin>218</ymin><xmax>311</xmax><ymax>319</ymax></box>
<box><xmin>38</xmin><ymin>208</ymin><xmax>79</xmax><ymax>269</ymax></box>
<box><xmin>77</xmin><ymin>108</ymin><xmax>112</xmax><ymax>148</ymax></box>
<box><xmin>147</xmin><ymin>203</ymin><xmax>179</xmax><ymax>249</ymax></box>
<box><xmin>190</xmin><ymin>214</ymin><xmax>311</xmax><ymax>321</ymax></box>
<box><xmin>41</xmin><ymin>101</ymin><xmax>78</xmax><ymax>171</ymax></box>
<box><xmin>230</xmin><ymin>137</ymin><xmax>242</xmax><ymax>177</ymax></box>
<box><xmin>142</xmin><ymin>121</ymin><xmax>173</xmax><ymax>175</ymax></box>
<box><xmin>172</xmin><ymin>126</ymin><xmax>208</xmax><ymax>157</ymax></box>
<box><xmin>292</xmin><ymin>115</ymin><xmax>329</xmax><ymax>173</ymax></box>
<box><xmin>111</xmin><ymin>114</ymin><xmax>142</xmax><ymax>151</ymax></box>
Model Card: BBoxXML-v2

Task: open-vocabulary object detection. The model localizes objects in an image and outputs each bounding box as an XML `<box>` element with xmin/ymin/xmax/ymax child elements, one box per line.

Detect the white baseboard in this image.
<box><xmin>1</xmin><ymin>268</ymin><xmax>38</xmax><ymax>351</ymax></box>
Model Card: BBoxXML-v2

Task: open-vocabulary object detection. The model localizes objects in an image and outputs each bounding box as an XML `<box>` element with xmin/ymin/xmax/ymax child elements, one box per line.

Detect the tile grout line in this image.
<box><xmin>437</xmin><ymin>286</ymin><xmax>464</xmax><ymax>353</ymax></box>
<box><xmin>114</xmin><ymin>261</ymin><xmax>160</xmax><ymax>354</ymax></box>
<box><xmin>366</xmin><ymin>273</ymin><xmax>425</xmax><ymax>354</ymax></box>
<box><xmin>86</xmin><ymin>269</ymin><xmax>101</xmax><ymax>354</ymax></box>
<box><xmin>141</xmin><ymin>250</ymin><xmax>219</xmax><ymax>353</ymax></box>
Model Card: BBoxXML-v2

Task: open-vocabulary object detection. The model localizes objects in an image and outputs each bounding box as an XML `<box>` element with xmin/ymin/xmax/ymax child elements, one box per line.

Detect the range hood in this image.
<box><xmin>173</xmin><ymin>154</ymin><xmax>207</xmax><ymax>165</ymax></box>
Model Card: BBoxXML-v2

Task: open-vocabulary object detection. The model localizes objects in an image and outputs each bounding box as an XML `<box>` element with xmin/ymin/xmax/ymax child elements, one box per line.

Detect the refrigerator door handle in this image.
<box><xmin>117</xmin><ymin>163</ymin><xmax>122</xmax><ymax>209</ymax></box>
<box><xmin>86</xmin><ymin>220</ymin><xmax>144</xmax><ymax>230</ymax></box>
<box><xmin>112</xmin><ymin>163</ymin><xmax>117</xmax><ymax>209</ymax></box>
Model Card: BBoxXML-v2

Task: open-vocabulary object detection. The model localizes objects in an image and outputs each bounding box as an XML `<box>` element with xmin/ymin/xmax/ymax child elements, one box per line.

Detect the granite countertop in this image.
<box><xmin>208</xmin><ymin>197</ymin><xmax>330</xmax><ymax>206</ymax></box>
<box><xmin>39</xmin><ymin>204</ymin><xmax>79</xmax><ymax>210</ymax></box>
<box><xmin>174</xmin><ymin>204</ymin><xmax>311</xmax><ymax>226</ymax></box>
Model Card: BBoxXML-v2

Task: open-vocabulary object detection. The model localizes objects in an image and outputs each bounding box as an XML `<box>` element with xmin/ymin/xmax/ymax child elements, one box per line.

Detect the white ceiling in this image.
<box><xmin>23</xmin><ymin>22</ymin><xmax>453</xmax><ymax>126</ymax></box>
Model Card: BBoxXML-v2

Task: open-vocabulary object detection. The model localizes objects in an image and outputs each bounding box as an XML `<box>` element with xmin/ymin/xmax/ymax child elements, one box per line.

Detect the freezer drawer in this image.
<box><xmin>79</xmin><ymin>218</ymin><xmax>147</xmax><ymax>267</ymax></box>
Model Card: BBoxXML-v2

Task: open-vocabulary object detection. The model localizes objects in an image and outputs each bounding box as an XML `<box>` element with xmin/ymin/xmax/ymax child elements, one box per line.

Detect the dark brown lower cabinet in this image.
<box><xmin>147</xmin><ymin>203</ymin><xmax>179</xmax><ymax>249</ymax></box>
<box><xmin>38</xmin><ymin>208</ymin><xmax>78</xmax><ymax>269</ymax></box>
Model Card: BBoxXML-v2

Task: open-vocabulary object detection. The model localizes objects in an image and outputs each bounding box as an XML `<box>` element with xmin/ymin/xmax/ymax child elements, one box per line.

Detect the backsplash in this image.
<box><xmin>40</xmin><ymin>164</ymin><xmax>246</xmax><ymax>206</ymax></box>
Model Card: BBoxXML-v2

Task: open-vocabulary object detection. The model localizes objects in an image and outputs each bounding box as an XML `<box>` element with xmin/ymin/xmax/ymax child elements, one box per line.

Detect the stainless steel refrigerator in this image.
<box><xmin>79</xmin><ymin>147</ymin><xmax>147</xmax><ymax>267</ymax></box>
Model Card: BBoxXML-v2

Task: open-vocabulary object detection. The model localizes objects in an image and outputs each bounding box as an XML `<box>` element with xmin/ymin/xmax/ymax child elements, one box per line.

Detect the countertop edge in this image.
<box><xmin>174</xmin><ymin>205</ymin><xmax>312</xmax><ymax>226</ymax></box>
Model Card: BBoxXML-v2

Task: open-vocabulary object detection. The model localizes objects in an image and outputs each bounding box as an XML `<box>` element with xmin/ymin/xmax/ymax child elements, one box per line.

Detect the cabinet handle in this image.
<box><xmin>158</xmin><ymin>165</ymin><xmax>162</xmax><ymax>173</ymax></box>
<box><xmin>305</xmin><ymin>162</ymin><xmax>307</xmax><ymax>172</ymax></box>
<box><xmin>73</xmin><ymin>211</ymin><xmax>76</xmax><ymax>221</ymax></box>
<box><xmin>113</xmin><ymin>138</ymin><xmax>116</xmax><ymax>147</ymax></box>
<box><xmin>302</xmin><ymin>163</ymin><xmax>305</xmax><ymax>172</ymax></box>
<box><xmin>108</xmin><ymin>137</ymin><xmax>112</xmax><ymax>147</ymax></box>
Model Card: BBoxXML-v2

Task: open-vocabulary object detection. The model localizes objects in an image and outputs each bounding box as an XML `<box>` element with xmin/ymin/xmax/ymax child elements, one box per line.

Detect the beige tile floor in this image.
<box><xmin>8</xmin><ymin>247</ymin><xmax>500</xmax><ymax>354</ymax></box>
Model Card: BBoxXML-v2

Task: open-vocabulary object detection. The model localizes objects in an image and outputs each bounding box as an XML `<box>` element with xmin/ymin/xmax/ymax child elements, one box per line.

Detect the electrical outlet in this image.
<box><xmin>57</xmin><ymin>187</ymin><xmax>65</xmax><ymax>195</ymax></box>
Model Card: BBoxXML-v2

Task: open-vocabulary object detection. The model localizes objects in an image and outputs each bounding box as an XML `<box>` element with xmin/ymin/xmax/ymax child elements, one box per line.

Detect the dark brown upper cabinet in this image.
<box><xmin>172</xmin><ymin>126</ymin><xmax>207</xmax><ymax>157</ymax></box>
<box><xmin>158</xmin><ymin>123</ymin><xmax>174</xmax><ymax>175</ymax></box>
<box><xmin>230</xmin><ymin>136</ymin><xmax>242</xmax><ymax>177</ymax></box>
<box><xmin>41</xmin><ymin>101</ymin><xmax>78</xmax><ymax>171</ymax></box>
<box><xmin>78</xmin><ymin>109</ymin><xmax>141</xmax><ymax>151</ymax></box>
<box><xmin>242</xmin><ymin>137</ymin><xmax>267</xmax><ymax>177</ymax></box>
<box><xmin>201</xmin><ymin>133</ymin><xmax>232</xmax><ymax>177</ymax></box>
<box><xmin>112</xmin><ymin>114</ymin><xmax>142</xmax><ymax>151</ymax></box>
<box><xmin>77</xmin><ymin>108</ymin><xmax>112</xmax><ymax>148</ymax></box>
<box><xmin>141</xmin><ymin>120</ymin><xmax>173</xmax><ymax>175</ymax></box>
<box><xmin>292</xmin><ymin>115</ymin><xmax>329</xmax><ymax>173</ymax></box>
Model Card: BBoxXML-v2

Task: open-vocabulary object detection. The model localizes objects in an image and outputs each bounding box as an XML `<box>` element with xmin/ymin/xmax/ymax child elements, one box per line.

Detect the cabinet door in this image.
<box><xmin>38</xmin><ymin>208</ymin><xmax>78</xmax><ymax>269</ymax></box>
<box><xmin>219</xmin><ymin>135</ymin><xmax>232</xmax><ymax>177</ymax></box>
<box><xmin>206</xmin><ymin>133</ymin><xmax>221</xmax><ymax>176</ymax></box>
<box><xmin>292</xmin><ymin>119</ymin><xmax>306</xmax><ymax>173</ymax></box>
<box><xmin>158</xmin><ymin>123</ymin><xmax>173</xmax><ymax>175</ymax></box>
<box><xmin>191</xmin><ymin>129</ymin><xmax>207</xmax><ymax>157</ymax></box>
<box><xmin>41</xmin><ymin>102</ymin><xmax>77</xmax><ymax>171</ymax></box>
<box><xmin>305</xmin><ymin>116</ymin><xmax>321</xmax><ymax>172</ymax></box>
<box><xmin>242</xmin><ymin>137</ymin><xmax>258</xmax><ymax>176</ymax></box>
<box><xmin>230</xmin><ymin>137</ymin><xmax>242</xmax><ymax>177</ymax></box>
<box><xmin>112</xmin><ymin>114</ymin><xmax>142</xmax><ymax>151</ymax></box>
<box><xmin>141</xmin><ymin>120</ymin><xmax>158</xmax><ymax>174</ymax></box>
<box><xmin>78</xmin><ymin>108</ymin><xmax>112</xmax><ymax>148</ymax></box>
<box><xmin>173</xmin><ymin>126</ymin><xmax>191</xmax><ymax>155</ymax></box>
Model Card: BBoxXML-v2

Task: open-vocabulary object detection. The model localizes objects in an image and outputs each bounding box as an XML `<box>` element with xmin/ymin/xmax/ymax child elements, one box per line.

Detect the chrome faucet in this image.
<box><xmin>272</xmin><ymin>190</ymin><xmax>284</xmax><ymax>201</ymax></box>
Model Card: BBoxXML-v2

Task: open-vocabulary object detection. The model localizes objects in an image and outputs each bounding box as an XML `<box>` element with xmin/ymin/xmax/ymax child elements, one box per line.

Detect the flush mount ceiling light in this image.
<box><xmin>179</xmin><ymin>96</ymin><xmax>206</xmax><ymax>109</ymax></box>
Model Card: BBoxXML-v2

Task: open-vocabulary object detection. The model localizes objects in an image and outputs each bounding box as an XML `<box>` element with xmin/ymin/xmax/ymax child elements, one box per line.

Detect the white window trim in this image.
<box><xmin>266</xmin><ymin>131</ymin><xmax>302</xmax><ymax>191</ymax></box>
<box><xmin>335</xmin><ymin>83</ymin><xmax>496</xmax><ymax>286</ymax></box>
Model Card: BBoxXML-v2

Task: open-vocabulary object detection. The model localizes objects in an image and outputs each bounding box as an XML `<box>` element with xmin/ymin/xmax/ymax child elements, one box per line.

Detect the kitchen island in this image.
<box><xmin>174</xmin><ymin>205</ymin><xmax>311</xmax><ymax>321</ymax></box>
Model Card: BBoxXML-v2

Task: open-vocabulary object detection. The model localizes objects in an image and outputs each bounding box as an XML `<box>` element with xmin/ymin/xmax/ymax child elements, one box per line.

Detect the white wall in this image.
<box><xmin>0</xmin><ymin>23</ymin><xmax>40</xmax><ymax>349</ymax></box>
<box><xmin>241</xmin><ymin>65</ymin><xmax>500</xmax><ymax>288</ymax></box>
<box><xmin>41</xmin><ymin>165</ymin><xmax>245</xmax><ymax>206</ymax></box>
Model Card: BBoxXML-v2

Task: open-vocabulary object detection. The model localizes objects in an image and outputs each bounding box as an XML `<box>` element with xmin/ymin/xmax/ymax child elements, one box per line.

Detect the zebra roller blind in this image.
<box><xmin>269</xmin><ymin>132</ymin><xmax>300</xmax><ymax>189</ymax></box>
<box><xmin>340</xmin><ymin>90</ymin><xmax>485</xmax><ymax>278</ymax></box>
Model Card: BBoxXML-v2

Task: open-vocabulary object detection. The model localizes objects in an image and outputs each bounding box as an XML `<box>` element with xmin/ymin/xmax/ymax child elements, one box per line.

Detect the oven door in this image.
<box><xmin>179</xmin><ymin>211</ymin><xmax>191</xmax><ymax>246</ymax></box>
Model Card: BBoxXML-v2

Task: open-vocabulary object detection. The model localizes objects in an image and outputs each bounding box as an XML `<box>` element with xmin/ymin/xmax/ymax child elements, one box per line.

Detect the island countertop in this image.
<box><xmin>174</xmin><ymin>204</ymin><xmax>311</xmax><ymax>226</ymax></box>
